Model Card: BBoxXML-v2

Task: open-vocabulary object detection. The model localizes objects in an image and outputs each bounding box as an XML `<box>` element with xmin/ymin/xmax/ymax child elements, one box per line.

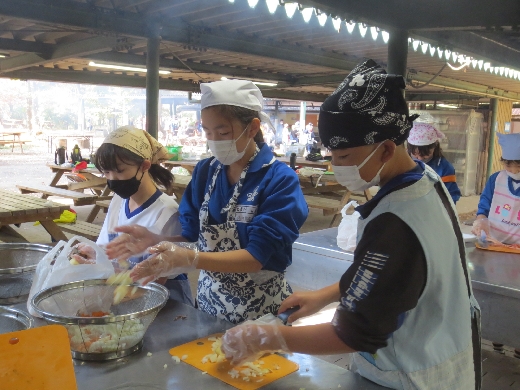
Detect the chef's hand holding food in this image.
<box><xmin>69</xmin><ymin>242</ymin><xmax>97</xmax><ymax>264</ymax></box>
<box><xmin>221</xmin><ymin>319</ymin><xmax>290</xmax><ymax>366</ymax></box>
<box><xmin>105</xmin><ymin>224</ymin><xmax>165</xmax><ymax>262</ymax></box>
<box><xmin>130</xmin><ymin>241</ymin><xmax>199</xmax><ymax>285</ymax></box>
<box><xmin>471</xmin><ymin>216</ymin><xmax>491</xmax><ymax>237</ymax></box>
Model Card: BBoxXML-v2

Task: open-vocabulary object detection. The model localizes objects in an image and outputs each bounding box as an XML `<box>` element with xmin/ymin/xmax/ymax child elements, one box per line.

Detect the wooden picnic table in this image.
<box><xmin>277</xmin><ymin>156</ymin><xmax>332</xmax><ymax>171</ymax></box>
<box><xmin>0</xmin><ymin>130</ymin><xmax>26</xmax><ymax>153</ymax></box>
<box><xmin>298</xmin><ymin>172</ymin><xmax>372</xmax><ymax>227</ymax></box>
<box><xmin>163</xmin><ymin>160</ymin><xmax>199</xmax><ymax>174</ymax></box>
<box><xmin>0</xmin><ymin>190</ymin><xmax>69</xmax><ymax>241</ymax></box>
<box><xmin>47</xmin><ymin>163</ymin><xmax>102</xmax><ymax>187</ymax></box>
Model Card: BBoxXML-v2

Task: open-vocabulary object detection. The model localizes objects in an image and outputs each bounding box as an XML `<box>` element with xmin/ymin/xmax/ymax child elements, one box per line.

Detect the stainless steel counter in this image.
<box><xmin>290</xmin><ymin>227</ymin><xmax>520</xmax><ymax>349</ymax></box>
<box><xmin>15</xmin><ymin>299</ymin><xmax>384</xmax><ymax>389</ymax></box>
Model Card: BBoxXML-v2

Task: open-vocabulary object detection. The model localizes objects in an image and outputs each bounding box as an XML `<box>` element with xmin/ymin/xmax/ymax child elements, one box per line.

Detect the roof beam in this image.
<box><xmin>86</xmin><ymin>51</ymin><xmax>295</xmax><ymax>83</ymax></box>
<box><xmin>0</xmin><ymin>66</ymin><xmax>327</xmax><ymax>101</ymax></box>
<box><xmin>0</xmin><ymin>37</ymin><xmax>53</xmax><ymax>54</ymax></box>
<box><xmin>298</xmin><ymin>0</ymin><xmax>520</xmax><ymax>30</ymax></box>
<box><xmin>1</xmin><ymin>0</ymin><xmax>518</xmax><ymax>101</ymax></box>
<box><xmin>0</xmin><ymin>36</ymin><xmax>118</xmax><ymax>73</ymax></box>
<box><xmin>0</xmin><ymin>35</ymin><xmax>120</xmax><ymax>72</ymax></box>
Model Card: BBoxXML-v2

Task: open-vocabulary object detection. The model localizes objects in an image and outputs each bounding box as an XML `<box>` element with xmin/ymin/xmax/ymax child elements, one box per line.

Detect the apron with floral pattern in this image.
<box><xmin>196</xmin><ymin>149</ymin><xmax>292</xmax><ymax>324</ymax></box>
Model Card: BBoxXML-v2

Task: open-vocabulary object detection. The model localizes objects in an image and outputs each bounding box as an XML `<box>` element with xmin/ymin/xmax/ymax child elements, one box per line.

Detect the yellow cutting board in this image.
<box><xmin>476</xmin><ymin>241</ymin><xmax>520</xmax><ymax>254</ymax></box>
<box><xmin>169</xmin><ymin>333</ymin><xmax>298</xmax><ymax>390</ymax></box>
<box><xmin>0</xmin><ymin>325</ymin><xmax>77</xmax><ymax>390</ymax></box>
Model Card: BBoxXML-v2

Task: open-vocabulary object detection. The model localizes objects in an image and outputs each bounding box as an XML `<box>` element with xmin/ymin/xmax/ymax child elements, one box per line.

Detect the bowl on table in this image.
<box><xmin>30</xmin><ymin>279</ymin><xmax>169</xmax><ymax>361</ymax></box>
<box><xmin>0</xmin><ymin>306</ymin><xmax>33</xmax><ymax>334</ymax></box>
<box><xmin>0</xmin><ymin>243</ymin><xmax>53</xmax><ymax>304</ymax></box>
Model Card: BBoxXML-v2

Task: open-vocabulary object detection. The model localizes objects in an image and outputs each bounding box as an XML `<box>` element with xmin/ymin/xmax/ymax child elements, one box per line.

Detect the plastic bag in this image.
<box><xmin>337</xmin><ymin>201</ymin><xmax>360</xmax><ymax>252</ymax></box>
<box><xmin>28</xmin><ymin>236</ymin><xmax>114</xmax><ymax>317</ymax></box>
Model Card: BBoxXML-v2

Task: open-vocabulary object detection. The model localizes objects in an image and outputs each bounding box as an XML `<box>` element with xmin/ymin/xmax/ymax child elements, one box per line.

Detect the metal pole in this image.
<box><xmin>146</xmin><ymin>25</ymin><xmax>161</xmax><ymax>139</ymax></box>
<box><xmin>387</xmin><ymin>29</ymin><xmax>408</xmax><ymax>78</ymax></box>
<box><xmin>299</xmin><ymin>101</ymin><xmax>306</xmax><ymax>130</ymax></box>
<box><xmin>486</xmin><ymin>98</ymin><xmax>498</xmax><ymax>180</ymax></box>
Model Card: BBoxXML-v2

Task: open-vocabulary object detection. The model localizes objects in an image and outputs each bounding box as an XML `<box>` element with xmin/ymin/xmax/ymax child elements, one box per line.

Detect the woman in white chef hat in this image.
<box><xmin>105</xmin><ymin>80</ymin><xmax>309</xmax><ymax>324</ymax></box>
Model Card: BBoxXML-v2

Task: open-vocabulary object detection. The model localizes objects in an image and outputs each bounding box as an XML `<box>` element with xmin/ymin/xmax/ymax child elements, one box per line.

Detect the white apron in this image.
<box><xmin>488</xmin><ymin>171</ymin><xmax>520</xmax><ymax>245</ymax></box>
<box><xmin>196</xmin><ymin>151</ymin><xmax>292</xmax><ymax>324</ymax></box>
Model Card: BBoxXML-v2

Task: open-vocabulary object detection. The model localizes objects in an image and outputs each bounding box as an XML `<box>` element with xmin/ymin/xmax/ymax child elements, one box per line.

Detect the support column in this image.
<box><xmin>387</xmin><ymin>29</ymin><xmax>408</xmax><ymax>78</ymax></box>
<box><xmin>486</xmin><ymin>98</ymin><xmax>498</xmax><ymax>180</ymax></box>
<box><xmin>299</xmin><ymin>101</ymin><xmax>306</xmax><ymax>130</ymax></box>
<box><xmin>146</xmin><ymin>25</ymin><xmax>161</xmax><ymax>139</ymax></box>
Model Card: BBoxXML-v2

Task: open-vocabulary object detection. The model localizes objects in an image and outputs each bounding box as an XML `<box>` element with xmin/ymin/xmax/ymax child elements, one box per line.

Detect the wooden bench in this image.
<box><xmin>56</xmin><ymin>221</ymin><xmax>102</xmax><ymax>241</ymax></box>
<box><xmin>17</xmin><ymin>184</ymin><xmax>98</xmax><ymax>206</ymax></box>
<box><xmin>86</xmin><ymin>199</ymin><xmax>111</xmax><ymax>223</ymax></box>
<box><xmin>0</xmin><ymin>140</ymin><xmax>28</xmax><ymax>152</ymax></box>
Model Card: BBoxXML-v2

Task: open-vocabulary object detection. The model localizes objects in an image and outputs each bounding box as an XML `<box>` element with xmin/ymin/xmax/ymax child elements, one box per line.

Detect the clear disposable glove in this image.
<box><xmin>104</xmin><ymin>225</ymin><xmax>162</xmax><ymax>262</ymax></box>
<box><xmin>69</xmin><ymin>242</ymin><xmax>96</xmax><ymax>264</ymax></box>
<box><xmin>472</xmin><ymin>217</ymin><xmax>490</xmax><ymax>237</ymax></box>
<box><xmin>221</xmin><ymin>314</ymin><xmax>290</xmax><ymax>366</ymax></box>
<box><xmin>129</xmin><ymin>241</ymin><xmax>199</xmax><ymax>285</ymax></box>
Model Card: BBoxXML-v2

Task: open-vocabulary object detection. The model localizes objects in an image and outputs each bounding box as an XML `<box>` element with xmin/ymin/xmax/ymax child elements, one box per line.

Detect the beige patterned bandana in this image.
<box><xmin>103</xmin><ymin>126</ymin><xmax>171</xmax><ymax>164</ymax></box>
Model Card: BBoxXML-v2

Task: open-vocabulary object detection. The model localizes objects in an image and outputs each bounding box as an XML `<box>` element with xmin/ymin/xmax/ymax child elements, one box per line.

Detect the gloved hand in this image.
<box><xmin>105</xmin><ymin>225</ymin><xmax>162</xmax><ymax>262</ymax></box>
<box><xmin>221</xmin><ymin>315</ymin><xmax>290</xmax><ymax>366</ymax></box>
<box><xmin>472</xmin><ymin>217</ymin><xmax>490</xmax><ymax>237</ymax></box>
<box><xmin>69</xmin><ymin>242</ymin><xmax>96</xmax><ymax>264</ymax></box>
<box><xmin>129</xmin><ymin>241</ymin><xmax>199</xmax><ymax>285</ymax></box>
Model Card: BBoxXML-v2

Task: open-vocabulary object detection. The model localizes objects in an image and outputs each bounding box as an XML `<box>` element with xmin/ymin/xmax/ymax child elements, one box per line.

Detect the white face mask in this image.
<box><xmin>332</xmin><ymin>143</ymin><xmax>386</xmax><ymax>192</ymax></box>
<box><xmin>506</xmin><ymin>171</ymin><xmax>520</xmax><ymax>181</ymax></box>
<box><xmin>207</xmin><ymin>125</ymin><xmax>252</xmax><ymax>165</ymax></box>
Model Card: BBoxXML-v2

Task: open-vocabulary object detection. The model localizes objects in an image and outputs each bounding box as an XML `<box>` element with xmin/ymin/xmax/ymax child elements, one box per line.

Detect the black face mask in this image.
<box><xmin>107</xmin><ymin>168</ymin><xmax>144</xmax><ymax>199</ymax></box>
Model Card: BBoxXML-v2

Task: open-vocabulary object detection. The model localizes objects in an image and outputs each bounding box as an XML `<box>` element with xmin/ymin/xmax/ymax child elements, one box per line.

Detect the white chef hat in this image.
<box><xmin>200</xmin><ymin>80</ymin><xmax>273</xmax><ymax>128</ymax></box>
<box><xmin>407</xmin><ymin>123</ymin><xmax>445</xmax><ymax>146</ymax></box>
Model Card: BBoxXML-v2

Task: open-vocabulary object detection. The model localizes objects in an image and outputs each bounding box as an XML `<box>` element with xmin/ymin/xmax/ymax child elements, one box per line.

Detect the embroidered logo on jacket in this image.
<box><xmin>247</xmin><ymin>186</ymin><xmax>259</xmax><ymax>201</ymax></box>
<box><xmin>341</xmin><ymin>251</ymin><xmax>389</xmax><ymax>312</ymax></box>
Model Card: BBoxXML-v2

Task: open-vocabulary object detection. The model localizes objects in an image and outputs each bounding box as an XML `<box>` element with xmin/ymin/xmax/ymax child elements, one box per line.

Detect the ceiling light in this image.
<box><xmin>381</xmin><ymin>30</ymin><xmax>389</xmax><ymax>43</ymax></box>
<box><xmin>247</xmin><ymin>0</ymin><xmax>258</xmax><ymax>8</ymax></box>
<box><xmin>346</xmin><ymin>21</ymin><xmax>356</xmax><ymax>34</ymax></box>
<box><xmin>471</xmin><ymin>59</ymin><xmax>477</xmax><ymax>68</ymax></box>
<box><xmin>253</xmin><ymin>81</ymin><xmax>278</xmax><ymax>87</ymax></box>
<box><xmin>358</xmin><ymin>23</ymin><xmax>367</xmax><ymax>37</ymax></box>
<box><xmin>266</xmin><ymin>0</ymin><xmax>278</xmax><ymax>13</ymax></box>
<box><xmin>421</xmin><ymin>42</ymin><xmax>428</xmax><ymax>54</ymax></box>
<box><xmin>484</xmin><ymin>62</ymin><xmax>490</xmax><ymax>71</ymax></box>
<box><xmin>494</xmin><ymin>67</ymin><xmax>499</xmax><ymax>75</ymax></box>
<box><xmin>0</xmin><ymin>53</ymin><xmax>9</xmax><ymax>58</ymax></box>
<box><xmin>370</xmin><ymin>27</ymin><xmax>378</xmax><ymax>41</ymax></box>
<box><xmin>284</xmin><ymin>2</ymin><xmax>297</xmax><ymax>18</ymax></box>
<box><xmin>437</xmin><ymin>48</ymin><xmax>443</xmax><ymax>59</ymax></box>
<box><xmin>478</xmin><ymin>60</ymin><xmax>483</xmax><ymax>70</ymax></box>
<box><xmin>332</xmin><ymin>17</ymin><xmax>342</xmax><ymax>32</ymax></box>
<box><xmin>444</xmin><ymin>49</ymin><xmax>451</xmax><ymax>60</ymax></box>
<box><xmin>429</xmin><ymin>45</ymin><xmax>436</xmax><ymax>57</ymax></box>
<box><xmin>499</xmin><ymin>67</ymin><xmax>504</xmax><ymax>76</ymax></box>
<box><xmin>88</xmin><ymin>61</ymin><xmax>170</xmax><ymax>74</ymax></box>
<box><xmin>412</xmin><ymin>40</ymin><xmax>420</xmax><ymax>51</ymax></box>
<box><xmin>301</xmin><ymin>8</ymin><xmax>313</xmax><ymax>23</ymax></box>
<box><xmin>452</xmin><ymin>52</ymin><xmax>457</xmax><ymax>62</ymax></box>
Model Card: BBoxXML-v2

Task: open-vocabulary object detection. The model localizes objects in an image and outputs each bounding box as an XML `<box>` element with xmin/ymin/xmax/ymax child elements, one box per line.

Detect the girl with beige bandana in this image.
<box><xmin>94</xmin><ymin>126</ymin><xmax>194</xmax><ymax>306</ymax></box>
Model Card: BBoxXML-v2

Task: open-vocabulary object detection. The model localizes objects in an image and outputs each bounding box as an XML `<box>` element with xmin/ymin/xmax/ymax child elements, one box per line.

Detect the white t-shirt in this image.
<box><xmin>97</xmin><ymin>190</ymin><xmax>181</xmax><ymax>268</ymax></box>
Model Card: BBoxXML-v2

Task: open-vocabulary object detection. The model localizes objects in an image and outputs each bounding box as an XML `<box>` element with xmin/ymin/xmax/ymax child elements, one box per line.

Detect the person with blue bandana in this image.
<box><xmin>472</xmin><ymin>132</ymin><xmax>520</xmax><ymax>245</ymax></box>
<box><xmin>220</xmin><ymin>60</ymin><xmax>481</xmax><ymax>390</ymax></box>
<box><xmin>104</xmin><ymin>80</ymin><xmax>308</xmax><ymax>324</ymax></box>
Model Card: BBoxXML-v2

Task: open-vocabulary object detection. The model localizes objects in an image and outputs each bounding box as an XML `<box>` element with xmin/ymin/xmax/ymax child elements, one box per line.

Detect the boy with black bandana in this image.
<box><xmin>221</xmin><ymin>60</ymin><xmax>481</xmax><ymax>390</ymax></box>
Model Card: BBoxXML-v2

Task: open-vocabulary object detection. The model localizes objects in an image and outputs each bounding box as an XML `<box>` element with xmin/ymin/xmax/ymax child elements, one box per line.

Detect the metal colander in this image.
<box><xmin>0</xmin><ymin>306</ymin><xmax>33</xmax><ymax>334</ymax></box>
<box><xmin>0</xmin><ymin>243</ymin><xmax>53</xmax><ymax>304</ymax></box>
<box><xmin>30</xmin><ymin>279</ymin><xmax>169</xmax><ymax>361</ymax></box>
